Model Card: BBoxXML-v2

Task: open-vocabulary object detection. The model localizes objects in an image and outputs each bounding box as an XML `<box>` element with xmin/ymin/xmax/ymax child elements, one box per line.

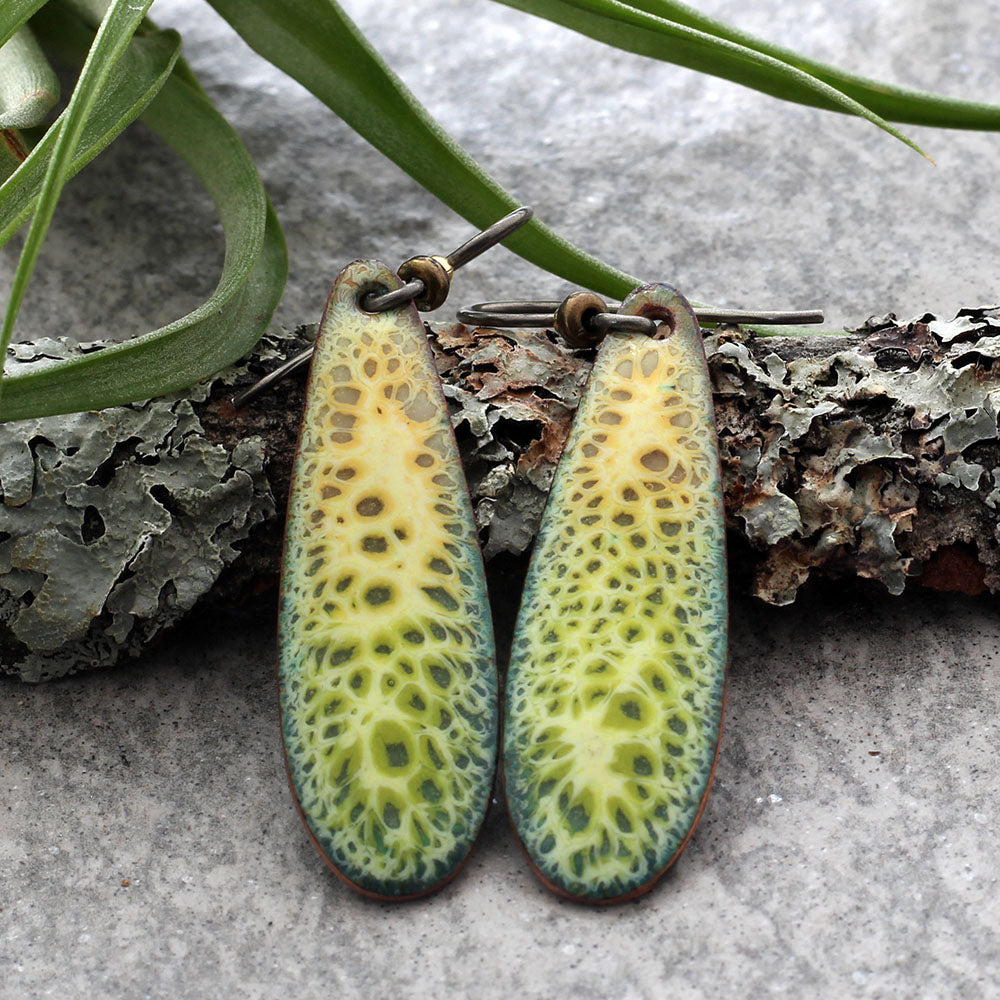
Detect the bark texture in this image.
<box><xmin>2</xmin><ymin>308</ymin><xmax>998</xmax><ymax>680</ymax></box>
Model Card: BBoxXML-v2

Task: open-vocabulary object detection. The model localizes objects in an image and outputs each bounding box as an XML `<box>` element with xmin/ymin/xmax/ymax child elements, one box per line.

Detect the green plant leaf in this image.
<box><xmin>494</xmin><ymin>0</ymin><xmax>924</xmax><ymax>155</ymax></box>
<box><xmin>623</xmin><ymin>0</ymin><xmax>1000</xmax><ymax>130</ymax></box>
<box><xmin>205</xmin><ymin>0</ymin><xmax>641</xmax><ymax>301</ymax></box>
<box><xmin>0</xmin><ymin>199</ymin><xmax>287</xmax><ymax>422</ymax></box>
<box><xmin>0</xmin><ymin>20</ymin><xmax>180</xmax><ymax>245</ymax></box>
<box><xmin>57</xmin><ymin>0</ymin><xmax>212</xmax><ymax>99</ymax></box>
<box><xmin>0</xmin><ymin>25</ymin><xmax>59</xmax><ymax>130</ymax></box>
<box><xmin>0</xmin><ymin>11</ymin><xmax>287</xmax><ymax>420</ymax></box>
<box><xmin>0</xmin><ymin>0</ymin><xmax>49</xmax><ymax>51</ymax></box>
<box><xmin>0</xmin><ymin>0</ymin><xmax>157</xmax><ymax>405</ymax></box>
<box><xmin>0</xmin><ymin>0</ymin><xmax>50</xmax><ymax>181</ymax></box>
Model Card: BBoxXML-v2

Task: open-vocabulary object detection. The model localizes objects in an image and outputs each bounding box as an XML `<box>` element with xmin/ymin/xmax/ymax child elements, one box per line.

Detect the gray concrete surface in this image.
<box><xmin>5</xmin><ymin>590</ymin><xmax>1000</xmax><ymax>998</ymax></box>
<box><xmin>3</xmin><ymin>0</ymin><xmax>1000</xmax><ymax>996</ymax></box>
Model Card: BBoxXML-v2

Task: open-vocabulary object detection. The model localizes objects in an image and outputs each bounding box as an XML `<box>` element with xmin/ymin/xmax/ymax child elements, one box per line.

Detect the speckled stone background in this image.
<box><xmin>3</xmin><ymin>0</ymin><xmax>1000</xmax><ymax>996</ymax></box>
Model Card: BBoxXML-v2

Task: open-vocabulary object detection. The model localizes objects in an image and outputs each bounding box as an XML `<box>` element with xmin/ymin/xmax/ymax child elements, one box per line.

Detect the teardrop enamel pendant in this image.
<box><xmin>279</xmin><ymin>259</ymin><xmax>498</xmax><ymax>899</ymax></box>
<box><xmin>503</xmin><ymin>283</ymin><xmax>728</xmax><ymax>903</ymax></box>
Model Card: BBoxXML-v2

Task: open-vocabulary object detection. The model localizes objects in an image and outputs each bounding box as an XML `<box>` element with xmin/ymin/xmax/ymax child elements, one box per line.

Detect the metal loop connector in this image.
<box><xmin>358</xmin><ymin>279</ymin><xmax>427</xmax><ymax>313</ymax></box>
<box><xmin>394</xmin><ymin>255</ymin><xmax>453</xmax><ymax>311</ymax></box>
<box><xmin>456</xmin><ymin>294</ymin><xmax>662</xmax><ymax>346</ymax></box>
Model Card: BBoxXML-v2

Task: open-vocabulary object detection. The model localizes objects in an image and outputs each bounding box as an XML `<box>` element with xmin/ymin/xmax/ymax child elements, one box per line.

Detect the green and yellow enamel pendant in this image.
<box><xmin>503</xmin><ymin>284</ymin><xmax>728</xmax><ymax>903</ymax></box>
<box><xmin>278</xmin><ymin>259</ymin><xmax>498</xmax><ymax>900</ymax></box>
<box><xmin>270</xmin><ymin>225</ymin><xmax>732</xmax><ymax>902</ymax></box>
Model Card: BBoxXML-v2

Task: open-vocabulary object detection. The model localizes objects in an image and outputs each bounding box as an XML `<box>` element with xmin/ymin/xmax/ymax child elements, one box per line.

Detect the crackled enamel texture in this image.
<box><xmin>279</xmin><ymin>260</ymin><xmax>497</xmax><ymax>899</ymax></box>
<box><xmin>504</xmin><ymin>284</ymin><xmax>727</xmax><ymax>902</ymax></box>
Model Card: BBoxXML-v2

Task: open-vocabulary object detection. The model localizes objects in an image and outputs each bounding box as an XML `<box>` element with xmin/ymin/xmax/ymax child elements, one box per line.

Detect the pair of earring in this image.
<box><xmin>237</xmin><ymin>210</ymin><xmax>820</xmax><ymax>903</ymax></box>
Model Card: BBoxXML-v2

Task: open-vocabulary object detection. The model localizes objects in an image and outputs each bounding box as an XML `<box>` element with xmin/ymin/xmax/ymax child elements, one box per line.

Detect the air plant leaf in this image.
<box><xmin>0</xmin><ymin>25</ymin><xmax>59</xmax><ymax>130</ymax></box>
<box><xmin>0</xmin><ymin>16</ymin><xmax>179</xmax><ymax>245</ymax></box>
<box><xmin>0</xmin><ymin>0</ymin><xmax>50</xmax><ymax>52</ymax></box>
<box><xmin>0</xmin><ymin>9</ymin><xmax>287</xmax><ymax>420</ymax></box>
<box><xmin>0</xmin><ymin>1</ymin><xmax>52</xmax><ymax>179</ymax></box>
<box><xmin>205</xmin><ymin>0</ymin><xmax>642</xmax><ymax>301</ymax></box>
<box><xmin>0</xmin><ymin>0</ymin><xmax>156</xmax><ymax>407</ymax></box>
<box><xmin>622</xmin><ymin>0</ymin><xmax>1000</xmax><ymax>130</ymax></box>
<box><xmin>61</xmin><ymin>0</ymin><xmax>213</xmax><ymax>99</ymax></box>
<box><xmin>493</xmin><ymin>0</ymin><xmax>925</xmax><ymax>156</ymax></box>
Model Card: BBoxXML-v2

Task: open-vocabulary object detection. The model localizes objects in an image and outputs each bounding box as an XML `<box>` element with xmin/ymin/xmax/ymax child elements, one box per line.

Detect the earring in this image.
<box><xmin>241</xmin><ymin>208</ymin><xmax>531</xmax><ymax>900</ymax></box>
<box><xmin>459</xmin><ymin>290</ymin><xmax>820</xmax><ymax>903</ymax></box>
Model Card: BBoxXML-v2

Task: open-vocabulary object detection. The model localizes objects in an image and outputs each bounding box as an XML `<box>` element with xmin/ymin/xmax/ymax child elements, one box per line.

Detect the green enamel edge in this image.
<box><xmin>504</xmin><ymin>284</ymin><xmax>728</xmax><ymax>902</ymax></box>
<box><xmin>278</xmin><ymin>260</ymin><xmax>498</xmax><ymax>898</ymax></box>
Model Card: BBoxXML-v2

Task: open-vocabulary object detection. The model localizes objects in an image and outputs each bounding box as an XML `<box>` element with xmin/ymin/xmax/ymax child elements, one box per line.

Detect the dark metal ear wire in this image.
<box><xmin>233</xmin><ymin>207</ymin><xmax>533</xmax><ymax>407</ymax></box>
<box><xmin>457</xmin><ymin>295</ymin><xmax>825</xmax><ymax>347</ymax></box>
<box><xmin>232</xmin><ymin>344</ymin><xmax>315</xmax><ymax>404</ymax></box>
<box><xmin>362</xmin><ymin>206</ymin><xmax>533</xmax><ymax>312</ymax></box>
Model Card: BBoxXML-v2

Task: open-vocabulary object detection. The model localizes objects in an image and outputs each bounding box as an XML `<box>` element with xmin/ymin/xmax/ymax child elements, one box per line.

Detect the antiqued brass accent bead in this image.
<box><xmin>397</xmin><ymin>254</ymin><xmax>454</xmax><ymax>311</ymax></box>
<box><xmin>554</xmin><ymin>291</ymin><xmax>608</xmax><ymax>347</ymax></box>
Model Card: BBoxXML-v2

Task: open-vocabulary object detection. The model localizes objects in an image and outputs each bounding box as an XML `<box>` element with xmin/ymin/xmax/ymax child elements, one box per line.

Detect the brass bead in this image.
<box><xmin>554</xmin><ymin>292</ymin><xmax>608</xmax><ymax>348</ymax></box>
<box><xmin>396</xmin><ymin>255</ymin><xmax>454</xmax><ymax>311</ymax></box>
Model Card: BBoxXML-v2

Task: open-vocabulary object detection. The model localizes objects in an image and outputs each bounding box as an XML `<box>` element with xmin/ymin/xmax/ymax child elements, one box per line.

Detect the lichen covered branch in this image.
<box><xmin>426</xmin><ymin>309</ymin><xmax>1000</xmax><ymax>604</ymax></box>
<box><xmin>2</xmin><ymin>308</ymin><xmax>998</xmax><ymax>680</ymax></box>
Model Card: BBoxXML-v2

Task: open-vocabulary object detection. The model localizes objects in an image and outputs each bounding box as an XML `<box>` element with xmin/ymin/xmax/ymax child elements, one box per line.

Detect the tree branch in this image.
<box><xmin>3</xmin><ymin>307</ymin><xmax>998</xmax><ymax>680</ymax></box>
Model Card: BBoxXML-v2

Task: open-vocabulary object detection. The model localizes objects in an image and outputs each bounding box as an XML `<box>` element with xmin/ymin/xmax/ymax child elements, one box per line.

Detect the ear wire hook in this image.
<box><xmin>457</xmin><ymin>295</ymin><xmax>825</xmax><ymax>347</ymax></box>
<box><xmin>232</xmin><ymin>206</ymin><xmax>533</xmax><ymax>408</ymax></box>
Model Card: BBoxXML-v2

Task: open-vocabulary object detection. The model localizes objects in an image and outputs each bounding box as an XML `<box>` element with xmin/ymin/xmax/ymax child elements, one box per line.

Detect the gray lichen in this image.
<box><xmin>712</xmin><ymin>311</ymin><xmax>1000</xmax><ymax>602</ymax></box>
<box><xmin>0</xmin><ymin>337</ymin><xmax>279</xmax><ymax>682</ymax></box>
<box><xmin>432</xmin><ymin>309</ymin><xmax>1000</xmax><ymax>604</ymax></box>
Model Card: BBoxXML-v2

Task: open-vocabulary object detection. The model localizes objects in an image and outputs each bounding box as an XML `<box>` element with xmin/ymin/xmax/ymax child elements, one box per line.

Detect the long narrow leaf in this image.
<box><xmin>0</xmin><ymin>0</ymin><xmax>50</xmax><ymax>182</ymax></box>
<box><xmin>0</xmin><ymin>20</ymin><xmax>180</xmax><ymax>245</ymax></box>
<box><xmin>57</xmin><ymin>0</ymin><xmax>212</xmax><ymax>99</ymax></box>
<box><xmin>0</xmin><ymin>26</ymin><xmax>59</xmax><ymax>129</ymax></box>
<box><xmin>0</xmin><ymin>0</ymin><xmax>49</xmax><ymax>51</ymax></box>
<box><xmin>624</xmin><ymin>0</ymin><xmax>1000</xmax><ymax>130</ymax></box>
<box><xmin>494</xmin><ymin>0</ymin><xmax>923</xmax><ymax>154</ymax></box>
<box><xmin>206</xmin><ymin>0</ymin><xmax>642</xmax><ymax>301</ymax></box>
<box><xmin>0</xmin><ymin>0</ymin><xmax>155</xmax><ymax>402</ymax></box>
<box><xmin>0</xmin><ymin>16</ymin><xmax>287</xmax><ymax>420</ymax></box>
<box><xmin>0</xmin><ymin>200</ymin><xmax>287</xmax><ymax>421</ymax></box>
